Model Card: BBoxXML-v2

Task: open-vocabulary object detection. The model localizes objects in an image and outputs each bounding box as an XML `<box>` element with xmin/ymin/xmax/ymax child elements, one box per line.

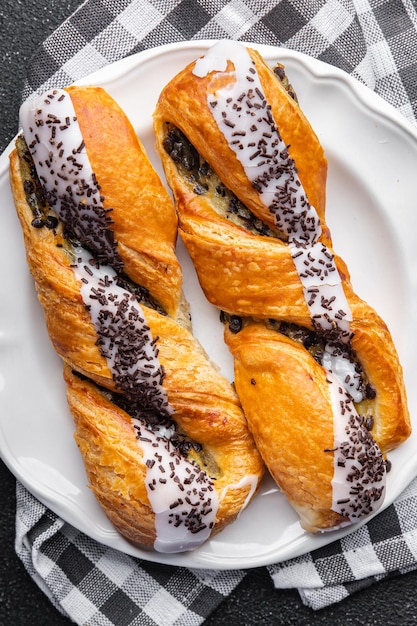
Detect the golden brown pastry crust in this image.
<box><xmin>224</xmin><ymin>323</ymin><xmax>343</xmax><ymax>532</ymax></box>
<box><xmin>67</xmin><ymin>86</ymin><xmax>182</xmax><ymax>320</ymax></box>
<box><xmin>349</xmin><ymin>309</ymin><xmax>410</xmax><ymax>453</ymax></box>
<box><xmin>10</xmin><ymin>86</ymin><xmax>264</xmax><ymax>549</ymax></box>
<box><xmin>224</xmin><ymin>318</ymin><xmax>408</xmax><ymax>532</ymax></box>
<box><xmin>153</xmin><ymin>49</ymin><xmax>341</xmax><ymax>321</ymax></box>
<box><xmin>10</xmin><ymin>147</ymin><xmax>114</xmax><ymax>387</ymax></box>
<box><xmin>153</xmin><ymin>43</ymin><xmax>411</xmax><ymax>532</ymax></box>
<box><xmin>177</xmin><ymin>204</ymin><xmax>350</xmax><ymax>323</ymax></box>
<box><xmin>65</xmin><ymin>366</ymin><xmax>157</xmax><ymax>547</ymax></box>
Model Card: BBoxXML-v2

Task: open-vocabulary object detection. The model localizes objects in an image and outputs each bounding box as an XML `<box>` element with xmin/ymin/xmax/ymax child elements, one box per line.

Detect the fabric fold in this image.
<box><xmin>268</xmin><ymin>476</ymin><xmax>417</xmax><ymax>608</ymax></box>
<box><xmin>21</xmin><ymin>0</ymin><xmax>417</xmax><ymax>128</ymax></box>
<box><xmin>16</xmin><ymin>484</ymin><xmax>245</xmax><ymax>625</ymax></box>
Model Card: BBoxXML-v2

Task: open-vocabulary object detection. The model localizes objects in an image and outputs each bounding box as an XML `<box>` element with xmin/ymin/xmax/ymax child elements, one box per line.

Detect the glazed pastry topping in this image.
<box><xmin>292</xmin><ymin>247</ymin><xmax>351</xmax><ymax>339</ymax></box>
<box><xmin>132</xmin><ymin>419</ymin><xmax>218</xmax><ymax>553</ymax></box>
<box><xmin>194</xmin><ymin>42</ymin><xmax>321</xmax><ymax>244</ymax></box>
<box><xmin>326</xmin><ymin>372</ymin><xmax>386</xmax><ymax>525</ymax></box>
<box><xmin>321</xmin><ymin>343</ymin><xmax>364</xmax><ymax>403</ymax></box>
<box><xmin>20</xmin><ymin>88</ymin><xmax>123</xmax><ymax>271</ymax></box>
<box><xmin>220</xmin><ymin>474</ymin><xmax>260</xmax><ymax>516</ymax></box>
<box><xmin>193</xmin><ymin>40</ymin><xmax>352</xmax><ymax>339</ymax></box>
<box><xmin>73</xmin><ymin>247</ymin><xmax>172</xmax><ymax>417</ymax></box>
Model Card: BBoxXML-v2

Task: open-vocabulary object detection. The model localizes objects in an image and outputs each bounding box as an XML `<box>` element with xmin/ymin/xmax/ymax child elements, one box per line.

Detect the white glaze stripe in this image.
<box><xmin>20</xmin><ymin>88</ymin><xmax>121</xmax><ymax>269</ymax></box>
<box><xmin>327</xmin><ymin>372</ymin><xmax>386</xmax><ymax>523</ymax></box>
<box><xmin>132</xmin><ymin>420</ymin><xmax>218</xmax><ymax>553</ymax></box>
<box><xmin>72</xmin><ymin>247</ymin><xmax>172</xmax><ymax>415</ymax></box>
<box><xmin>220</xmin><ymin>474</ymin><xmax>259</xmax><ymax>517</ymax></box>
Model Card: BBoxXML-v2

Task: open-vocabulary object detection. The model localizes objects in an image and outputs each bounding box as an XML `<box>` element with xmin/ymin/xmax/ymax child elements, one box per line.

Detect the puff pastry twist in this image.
<box><xmin>9</xmin><ymin>84</ymin><xmax>264</xmax><ymax>552</ymax></box>
<box><xmin>153</xmin><ymin>41</ymin><xmax>411</xmax><ymax>532</ymax></box>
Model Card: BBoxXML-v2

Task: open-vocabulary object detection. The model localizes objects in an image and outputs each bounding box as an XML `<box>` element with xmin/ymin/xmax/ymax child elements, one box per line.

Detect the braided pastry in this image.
<box><xmin>153</xmin><ymin>41</ymin><xmax>411</xmax><ymax>532</ymax></box>
<box><xmin>9</xmin><ymin>84</ymin><xmax>264</xmax><ymax>552</ymax></box>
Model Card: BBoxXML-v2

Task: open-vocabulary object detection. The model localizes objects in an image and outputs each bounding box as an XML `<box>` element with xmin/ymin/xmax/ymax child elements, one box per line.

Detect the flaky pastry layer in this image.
<box><xmin>69</xmin><ymin>86</ymin><xmax>182</xmax><ymax>318</ymax></box>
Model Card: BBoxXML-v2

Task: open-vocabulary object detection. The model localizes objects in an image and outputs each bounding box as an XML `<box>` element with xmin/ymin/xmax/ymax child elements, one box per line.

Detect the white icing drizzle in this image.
<box><xmin>327</xmin><ymin>371</ymin><xmax>386</xmax><ymax>525</ymax></box>
<box><xmin>322</xmin><ymin>344</ymin><xmax>364</xmax><ymax>403</ymax></box>
<box><xmin>20</xmin><ymin>88</ymin><xmax>122</xmax><ymax>270</ymax></box>
<box><xmin>193</xmin><ymin>42</ymin><xmax>385</xmax><ymax>523</ymax></box>
<box><xmin>132</xmin><ymin>420</ymin><xmax>218</xmax><ymax>553</ymax></box>
<box><xmin>72</xmin><ymin>247</ymin><xmax>172</xmax><ymax>414</ymax></box>
<box><xmin>220</xmin><ymin>474</ymin><xmax>259</xmax><ymax>517</ymax></box>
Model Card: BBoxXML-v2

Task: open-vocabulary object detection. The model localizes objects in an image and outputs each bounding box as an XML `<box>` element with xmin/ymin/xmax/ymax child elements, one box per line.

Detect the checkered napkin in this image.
<box><xmin>15</xmin><ymin>0</ymin><xmax>417</xmax><ymax>622</ymax></box>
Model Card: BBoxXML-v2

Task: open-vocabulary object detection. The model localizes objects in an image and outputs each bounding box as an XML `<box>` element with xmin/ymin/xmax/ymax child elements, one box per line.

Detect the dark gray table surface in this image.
<box><xmin>1</xmin><ymin>1</ymin><xmax>417</xmax><ymax>624</ymax></box>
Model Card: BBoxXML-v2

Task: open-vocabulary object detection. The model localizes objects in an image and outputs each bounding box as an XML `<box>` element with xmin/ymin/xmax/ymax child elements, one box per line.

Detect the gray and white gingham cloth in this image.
<box><xmin>15</xmin><ymin>0</ymin><xmax>417</xmax><ymax>622</ymax></box>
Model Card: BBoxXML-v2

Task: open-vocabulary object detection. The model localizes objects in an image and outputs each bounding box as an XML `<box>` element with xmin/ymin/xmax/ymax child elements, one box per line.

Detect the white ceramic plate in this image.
<box><xmin>1</xmin><ymin>41</ymin><xmax>417</xmax><ymax>570</ymax></box>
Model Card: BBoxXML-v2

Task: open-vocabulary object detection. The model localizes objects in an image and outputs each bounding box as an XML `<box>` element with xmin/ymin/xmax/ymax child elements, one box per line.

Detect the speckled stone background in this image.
<box><xmin>1</xmin><ymin>1</ymin><xmax>417</xmax><ymax>624</ymax></box>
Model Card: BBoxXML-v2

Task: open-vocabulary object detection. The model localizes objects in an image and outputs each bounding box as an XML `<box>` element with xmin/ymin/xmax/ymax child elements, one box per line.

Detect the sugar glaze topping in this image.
<box><xmin>220</xmin><ymin>474</ymin><xmax>259</xmax><ymax>517</ymax></box>
<box><xmin>321</xmin><ymin>344</ymin><xmax>364</xmax><ymax>404</ymax></box>
<box><xmin>194</xmin><ymin>41</ymin><xmax>384</xmax><ymax>521</ymax></box>
<box><xmin>132</xmin><ymin>419</ymin><xmax>218</xmax><ymax>553</ymax></box>
<box><xmin>73</xmin><ymin>247</ymin><xmax>172</xmax><ymax>414</ymax></box>
<box><xmin>326</xmin><ymin>372</ymin><xmax>386</xmax><ymax>527</ymax></box>
<box><xmin>20</xmin><ymin>89</ymin><xmax>224</xmax><ymax>552</ymax></box>
<box><xmin>20</xmin><ymin>88</ymin><xmax>122</xmax><ymax>270</ymax></box>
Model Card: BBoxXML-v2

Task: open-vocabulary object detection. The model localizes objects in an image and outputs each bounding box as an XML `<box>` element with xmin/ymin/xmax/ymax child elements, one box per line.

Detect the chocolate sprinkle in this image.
<box><xmin>333</xmin><ymin>411</ymin><xmax>386</xmax><ymax>520</ymax></box>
